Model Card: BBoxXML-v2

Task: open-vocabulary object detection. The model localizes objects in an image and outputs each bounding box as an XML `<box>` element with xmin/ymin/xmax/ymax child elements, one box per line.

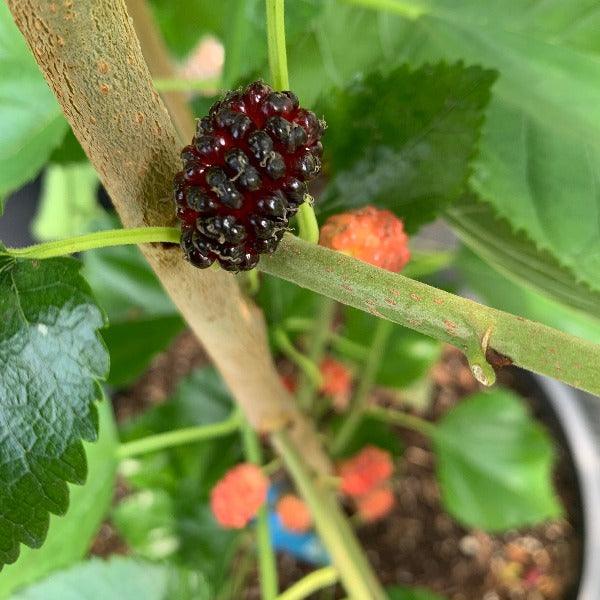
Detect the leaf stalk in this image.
<box><xmin>117</xmin><ymin>413</ymin><xmax>241</xmax><ymax>459</ymax></box>
<box><xmin>7</xmin><ymin>227</ymin><xmax>181</xmax><ymax>260</ymax></box>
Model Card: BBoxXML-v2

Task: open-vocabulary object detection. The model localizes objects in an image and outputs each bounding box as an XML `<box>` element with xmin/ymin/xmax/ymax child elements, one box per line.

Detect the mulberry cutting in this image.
<box><xmin>174</xmin><ymin>81</ymin><xmax>326</xmax><ymax>271</ymax></box>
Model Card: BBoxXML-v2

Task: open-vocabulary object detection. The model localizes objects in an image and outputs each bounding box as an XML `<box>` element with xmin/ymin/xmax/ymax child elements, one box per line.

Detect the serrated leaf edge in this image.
<box><xmin>0</xmin><ymin>257</ymin><xmax>109</xmax><ymax>569</ymax></box>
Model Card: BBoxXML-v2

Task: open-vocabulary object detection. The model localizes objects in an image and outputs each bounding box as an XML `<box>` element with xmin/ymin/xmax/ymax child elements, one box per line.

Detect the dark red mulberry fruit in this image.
<box><xmin>174</xmin><ymin>81</ymin><xmax>326</xmax><ymax>271</ymax></box>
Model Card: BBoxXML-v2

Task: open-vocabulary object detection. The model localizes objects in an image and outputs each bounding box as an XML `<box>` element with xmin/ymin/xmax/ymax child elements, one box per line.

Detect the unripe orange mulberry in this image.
<box><xmin>210</xmin><ymin>463</ymin><xmax>268</xmax><ymax>528</ymax></box>
<box><xmin>338</xmin><ymin>445</ymin><xmax>394</xmax><ymax>497</ymax></box>
<box><xmin>319</xmin><ymin>357</ymin><xmax>352</xmax><ymax>411</ymax></box>
<box><xmin>355</xmin><ymin>485</ymin><xmax>395</xmax><ymax>523</ymax></box>
<box><xmin>276</xmin><ymin>494</ymin><xmax>313</xmax><ymax>533</ymax></box>
<box><xmin>319</xmin><ymin>206</ymin><xmax>410</xmax><ymax>272</ymax></box>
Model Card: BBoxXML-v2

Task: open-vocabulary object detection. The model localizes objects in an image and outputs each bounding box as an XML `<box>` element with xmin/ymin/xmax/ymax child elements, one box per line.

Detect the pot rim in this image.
<box><xmin>536</xmin><ymin>376</ymin><xmax>600</xmax><ymax>600</ymax></box>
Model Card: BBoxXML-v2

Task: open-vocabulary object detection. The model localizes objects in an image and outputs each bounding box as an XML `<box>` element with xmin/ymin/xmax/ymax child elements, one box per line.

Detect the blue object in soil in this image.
<box><xmin>268</xmin><ymin>512</ymin><xmax>330</xmax><ymax>565</ymax></box>
<box><xmin>266</xmin><ymin>486</ymin><xmax>329</xmax><ymax>565</ymax></box>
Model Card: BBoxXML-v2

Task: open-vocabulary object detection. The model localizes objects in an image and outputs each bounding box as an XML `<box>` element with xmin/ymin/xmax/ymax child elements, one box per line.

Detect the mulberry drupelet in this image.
<box><xmin>174</xmin><ymin>81</ymin><xmax>325</xmax><ymax>271</ymax></box>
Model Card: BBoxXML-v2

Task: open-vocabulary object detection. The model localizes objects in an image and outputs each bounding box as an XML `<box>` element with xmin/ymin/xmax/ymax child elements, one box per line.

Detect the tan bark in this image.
<box><xmin>8</xmin><ymin>0</ymin><xmax>330</xmax><ymax>473</ymax></box>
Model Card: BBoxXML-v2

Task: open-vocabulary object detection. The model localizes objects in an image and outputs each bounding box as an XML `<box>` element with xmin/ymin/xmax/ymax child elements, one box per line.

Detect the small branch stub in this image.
<box><xmin>467</xmin><ymin>326</ymin><xmax>497</xmax><ymax>387</ymax></box>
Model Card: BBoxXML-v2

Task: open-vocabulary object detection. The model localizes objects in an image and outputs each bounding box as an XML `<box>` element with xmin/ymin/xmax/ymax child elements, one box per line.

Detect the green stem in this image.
<box><xmin>264</xmin><ymin>0</ymin><xmax>319</xmax><ymax>244</ymax></box>
<box><xmin>241</xmin><ymin>269</ymin><xmax>261</xmax><ymax>295</ymax></box>
<box><xmin>272</xmin><ymin>430</ymin><xmax>387</xmax><ymax>599</ymax></box>
<box><xmin>277</xmin><ymin>566</ymin><xmax>339</xmax><ymax>600</ymax></box>
<box><xmin>282</xmin><ymin>317</ymin><xmax>312</xmax><ymax>332</ymax></box>
<box><xmin>342</xmin><ymin>0</ymin><xmax>426</xmax><ymax>19</ymax></box>
<box><xmin>284</xmin><ymin>318</ymin><xmax>370</xmax><ymax>361</ymax></box>
<box><xmin>367</xmin><ymin>405</ymin><xmax>436</xmax><ymax>436</ymax></box>
<box><xmin>282</xmin><ymin>317</ymin><xmax>314</xmax><ymax>331</ymax></box>
<box><xmin>265</xmin><ymin>0</ymin><xmax>289</xmax><ymax>90</ymax></box>
<box><xmin>259</xmin><ymin>234</ymin><xmax>600</xmax><ymax>397</ymax></box>
<box><xmin>330</xmin><ymin>335</ymin><xmax>370</xmax><ymax>361</ymax></box>
<box><xmin>331</xmin><ymin>319</ymin><xmax>394</xmax><ymax>455</ymax></box>
<box><xmin>117</xmin><ymin>414</ymin><xmax>240</xmax><ymax>459</ymax></box>
<box><xmin>7</xmin><ymin>227</ymin><xmax>181</xmax><ymax>260</ymax></box>
<box><xmin>263</xmin><ymin>457</ymin><xmax>283</xmax><ymax>476</ymax></box>
<box><xmin>217</xmin><ymin>539</ymin><xmax>254</xmax><ymax>600</ymax></box>
<box><xmin>273</xmin><ymin>328</ymin><xmax>323</xmax><ymax>389</ymax></box>
<box><xmin>296</xmin><ymin>297</ymin><xmax>337</xmax><ymax>411</ymax></box>
<box><xmin>296</xmin><ymin>200</ymin><xmax>320</xmax><ymax>244</ymax></box>
<box><xmin>240</xmin><ymin>417</ymin><xmax>279</xmax><ymax>600</ymax></box>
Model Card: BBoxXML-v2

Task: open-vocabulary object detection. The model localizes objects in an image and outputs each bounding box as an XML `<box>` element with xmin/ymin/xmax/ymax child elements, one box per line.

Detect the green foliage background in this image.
<box><xmin>0</xmin><ymin>0</ymin><xmax>595</xmax><ymax>596</ymax></box>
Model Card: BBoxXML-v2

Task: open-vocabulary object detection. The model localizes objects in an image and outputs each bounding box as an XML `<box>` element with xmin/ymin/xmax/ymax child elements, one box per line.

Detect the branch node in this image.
<box><xmin>469</xmin><ymin>362</ymin><xmax>495</xmax><ymax>387</ymax></box>
<box><xmin>481</xmin><ymin>325</ymin><xmax>493</xmax><ymax>353</ymax></box>
<box><xmin>465</xmin><ymin>326</ymin><xmax>497</xmax><ymax>387</ymax></box>
<box><xmin>257</xmin><ymin>411</ymin><xmax>294</xmax><ymax>435</ymax></box>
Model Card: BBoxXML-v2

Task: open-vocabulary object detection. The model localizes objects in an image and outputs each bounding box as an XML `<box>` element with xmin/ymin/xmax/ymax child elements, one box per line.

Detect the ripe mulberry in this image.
<box><xmin>174</xmin><ymin>81</ymin><xmax>325</xmax><ymax>271</ymax></box>
<box><xmin>276</xmin><ymin>494</ymin><xmax>313</xmax><ymax>533</ymax></box>
<box><xmin>319</xmin><ymin>206</ymin><xmax>410</xmax><ymax>273</ymax></box>
<box><xmin>338</xmin><ymin>445</ymin><xmax>394</xmax><ymax>497</ymax></box>
<box><xmin>355</xmin><ymin>485</ymin><xmax>395</xmax><ymax>523</ymax></box>
<box><xmin>210</xmin><ymin>463</ymin><xmax>268</xmax><ymax>529</ymax></box>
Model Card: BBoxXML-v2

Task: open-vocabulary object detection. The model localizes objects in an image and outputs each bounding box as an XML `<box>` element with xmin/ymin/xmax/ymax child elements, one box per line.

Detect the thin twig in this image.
<box><xmin>332</xmin><ymin>319</ymin><xmax>393</xmax><ymax>455</ymax></box>
<box><xmin>265</xmin><ymin>0</ymin><xmax>290</xmax><ymax>90</ymax></box>
<box><xmin>276</xmin><ymin>566</ymin><xmax>339</xmax><ymax>600</ymax></box>
<box><xmin>296</xmin><ymin>297</ymin><xmax>337</xmax><ymax>411</ymax></box>
<box><xmin>117</xmin><ymin>414</ymin><xmax>241</xmax><ymax>459</ymax></box>
<box><xmin>240</xmin><ymin>416</ymin><xmax>279</xmax><ymax>600</ymax></box>
<box><xmin>272</xmin><ymin>430</ymin><xmax>387</xmax><ymax>599</ymax></box>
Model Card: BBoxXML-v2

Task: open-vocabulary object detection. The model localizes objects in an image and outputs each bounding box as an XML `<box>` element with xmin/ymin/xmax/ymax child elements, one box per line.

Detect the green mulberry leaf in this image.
<box><xmin>12</xmin><ymin>557</ymin><xmax>210</xmax><ymax>600</ymax></box>
<box><xmin>0</xmin><ymin>255</ymin><xmax>108</xmax><ymax>567</ymax></box>
<box><xmin>0</xmin><ymin>2</ymin><xmax>68</xmax><ymax>212</ymax></box>
<box><xmin>0</xmin><ymin>400</ymin><xmax>118</xmax><ymax>598</ymax></box>
<box><xmin>433</xmin><ymin>389</ymin><xmax>561</xmax><ymax>531</ymax></box>
<box><xmin>446</xmin><ymin>196</ymin><xmax>600</xmax><ymax>320</ymax></box>
<box><xmin>316</xmin><ymin>62</ymin><xmax>496</xmax><ymax>232</ymax></box>
<box><xmin>387</xmin><ymin>585</ymin><xmax>446</xmax><ymax>600</ymax></box>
